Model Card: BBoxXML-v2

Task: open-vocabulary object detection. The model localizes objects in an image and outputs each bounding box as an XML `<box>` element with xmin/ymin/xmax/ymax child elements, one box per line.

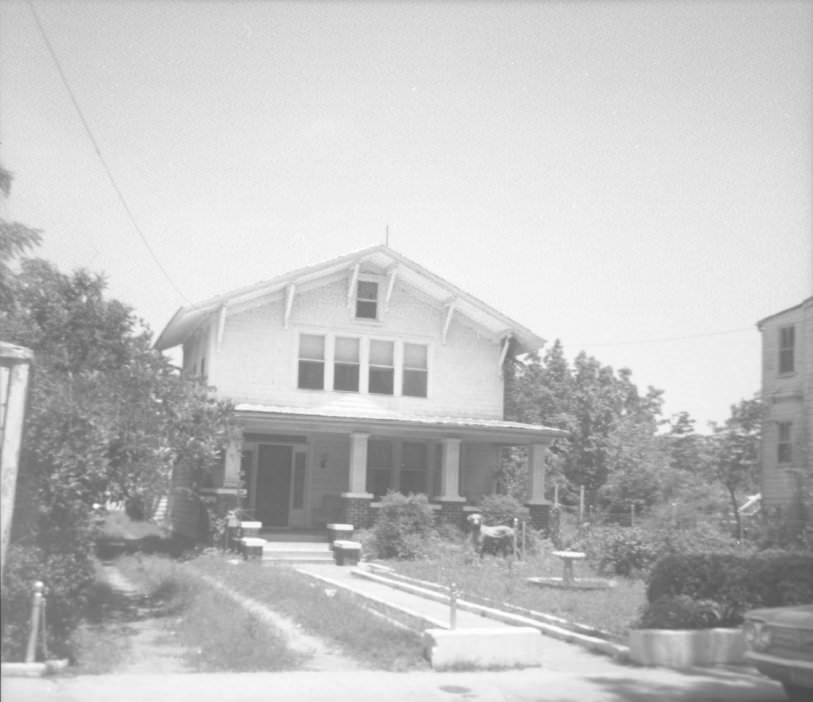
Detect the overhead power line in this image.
<box><xmin>574</xmin><ymin>326</ymin><xmax>753</xmax><ymax>348</ymax></box>
<box><xmin>26</xmin><ymin>1</ymin><xmax>190</xmax><ymax>304</ymax></box>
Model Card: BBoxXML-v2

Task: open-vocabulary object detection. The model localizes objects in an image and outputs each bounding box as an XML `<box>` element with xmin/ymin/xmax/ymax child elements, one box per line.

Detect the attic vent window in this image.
<box><xmin>356</xmin><ymin>280</ymin><xmax>378</xmax><ymax>319</ymax></box>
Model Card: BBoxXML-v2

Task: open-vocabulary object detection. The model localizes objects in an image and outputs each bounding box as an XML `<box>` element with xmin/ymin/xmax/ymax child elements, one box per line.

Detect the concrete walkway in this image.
<box><xmin>295</xmin><ymin>563</ymin><xmax>624</xmax><ymax>675</ymax></box>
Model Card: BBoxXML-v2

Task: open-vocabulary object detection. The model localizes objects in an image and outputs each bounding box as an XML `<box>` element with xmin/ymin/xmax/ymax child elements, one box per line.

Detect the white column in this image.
<box><xmin>527</xmin><ymin>442</ymin><xmax>550</xmax><ymax>503</ymax></box>
<box><xmin>223</xmin><ymin>436</ymin><xmax>243</xmax><ymax>488</ymax></box>
<box><xmin>439</xmin><ymin>438</ymin><xmax>464</xmax><ymax>501</ymax></box>
<box><xmin>346</xmin><ymin>432</ymin><xmax>372</xmax><ymax>496</ymax></box>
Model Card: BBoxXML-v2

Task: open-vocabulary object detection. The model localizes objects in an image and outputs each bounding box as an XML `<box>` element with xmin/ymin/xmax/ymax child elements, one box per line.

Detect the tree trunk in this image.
<box><xmin>727</xmin><ymin>485</ymin><xmax>742</xmax><ymax>540</ymax></box>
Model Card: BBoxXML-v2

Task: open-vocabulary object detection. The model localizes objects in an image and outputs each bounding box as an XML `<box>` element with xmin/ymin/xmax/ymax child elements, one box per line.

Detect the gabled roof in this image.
<box><xmin>755</xmin><ymin>296</ymin><xmax>813</xmax><ymax>330</ymax></box>
<box><xmin>154</xmin><ymin>244</ymin><xmax>544</xmax><ymax>353</ymax></box>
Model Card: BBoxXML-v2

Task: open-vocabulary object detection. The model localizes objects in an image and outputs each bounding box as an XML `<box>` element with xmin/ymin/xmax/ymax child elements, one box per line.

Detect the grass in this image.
<box><xmin>388</xmin><ymin>538</ymin><xmax>645</xmax><ymax>640</ymax></box>
<box><xmin>191</xmin><ymin>553</ymin><xmax>429</xmax><ymax>671</ymax></box>
<box><xmin>101</xmin><ymin>555</ymin><xmax>306</xmax><ymax>672</ymax></box>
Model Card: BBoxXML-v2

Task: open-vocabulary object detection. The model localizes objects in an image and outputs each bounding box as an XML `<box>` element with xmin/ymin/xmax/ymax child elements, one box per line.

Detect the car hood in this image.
<box><xmin>745</xmin><ymin>604</ymin><xmax>813</xmax><ymax>629</ymax></box>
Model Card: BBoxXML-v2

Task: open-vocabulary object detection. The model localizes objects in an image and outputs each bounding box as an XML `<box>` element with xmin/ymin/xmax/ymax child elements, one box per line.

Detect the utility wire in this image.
<box><xmin>574</xmin><ymin>326</ymin><xmax>753</xmax><ymax>348</ymax></box>
<box><xmin>27</xmin><ymin>1</ymin><xmax>190</xmax><ymax>304</ymax></box>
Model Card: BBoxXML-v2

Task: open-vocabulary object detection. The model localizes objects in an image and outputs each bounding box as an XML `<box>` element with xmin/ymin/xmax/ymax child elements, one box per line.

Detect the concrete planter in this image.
<box><xmin>629</xmin><ymin>627</ymin><xmax>745</xmax><ymax>668</ymax></box>
<box><xmin>326</xmin><ymin>523</ymin><xmax>354</xmax><ymax>545</ymax></box>
<box><xmin>333</xmin><ymin>540</ymin><xmax>361</xmax><ymax>566</ymax></box>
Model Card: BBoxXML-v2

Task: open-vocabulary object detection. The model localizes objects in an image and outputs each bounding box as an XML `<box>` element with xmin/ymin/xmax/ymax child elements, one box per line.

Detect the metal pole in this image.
<box><xmin>521</xmin><ymin>519</ymin><xmax>526</xmax><ymax>561</ymax></box>
<box><xmin>630</xmin><ymin>502</ymin><xmax>635</xmax><ymax>527</ymax></box>
<box><xmin>512</xmin><ymin>517</ymin><xmax>518</xmax><ymax>561</ymax></box>
<box><xmin>554</xmin><ymin>483</ymin><xmax>559</xmax><ymax>508</ymax></box>
<box><xmin>25</xmin><ymin>581</ymin><xmax>44</xmax><ymax>663</ymax></box>
<box><xmin>579</xmin><ymin>485</ymin><xmax>585</xmax><ymax>523</ymax></box>
<box><xmin>449</xmin><ymin>582</ymin><xmax>458</xmax><ymax>630</ymax></box>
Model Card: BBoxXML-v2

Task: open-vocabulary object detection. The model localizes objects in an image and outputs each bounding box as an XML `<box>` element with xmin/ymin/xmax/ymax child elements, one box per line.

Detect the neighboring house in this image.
<box><xmin>155</xmin><ymin>245</ymin><xmax>564</xmax><ymax>535</ymax></box>
<box><xmin>756</xmin><ymin>297</ymin><xmax>813</xmax><ymax>519</ymax></box>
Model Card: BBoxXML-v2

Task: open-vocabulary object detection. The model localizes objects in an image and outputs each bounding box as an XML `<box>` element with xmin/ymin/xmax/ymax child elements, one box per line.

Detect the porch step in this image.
<box><xmin>261</xmin><ymin>541</ymin><xmax>334</xmax><ymax>564</ymax></box>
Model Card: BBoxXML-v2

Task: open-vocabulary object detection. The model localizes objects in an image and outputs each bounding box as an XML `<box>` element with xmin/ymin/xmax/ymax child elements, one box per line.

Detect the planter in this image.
<box><xmin>629</xmin><ymin>627</ymin><xmax>746</xmax><ymax>668</ymax></box>
<box><xmin>333</xmin><ymin>540</ymin><xmax>361</xmax><ymax>566</ymax></box>
<box><xmin>326</xmin><ymin>523</ymin><xmax>354</xmax><ymax>545</ymax></box>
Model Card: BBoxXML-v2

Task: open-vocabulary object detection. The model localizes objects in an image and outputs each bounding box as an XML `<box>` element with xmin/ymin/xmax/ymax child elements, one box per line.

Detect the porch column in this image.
<box><xmin>525</xmin><ymin>442</ymin><xmax>551</xmax><ymax>533</ymax></box>
<box><xmin>341</xmin><ymin>432</ymin><xmax>374</xmax><ymax>528</ymax></box>
<box><xmin>223</xmin><ymin>437</ymin><xmax>243</xmax><ymax>488</ymax></box>
<box><xmin>435</xmin><ymin>437</ymin><xmax>466</xmax><ymax>529</ymax></box>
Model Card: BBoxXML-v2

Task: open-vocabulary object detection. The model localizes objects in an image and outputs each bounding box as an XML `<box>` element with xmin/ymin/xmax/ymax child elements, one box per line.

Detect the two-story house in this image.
<box><xmin>756</xmin><ymin>296</ymin><xmax>813</xmax><ymax>519</ymax></box>
<box><xmin>155</xmin><ymin>245</ymin><xmax>564</xmax><ymax>534</ymax></box>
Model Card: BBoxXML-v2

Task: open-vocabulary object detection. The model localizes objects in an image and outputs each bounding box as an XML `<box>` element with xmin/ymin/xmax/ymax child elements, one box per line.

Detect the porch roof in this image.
<box><xmin>235</xmin><ymin>403</ymin><xmax>567</xmax><ymax>444</ymax></box>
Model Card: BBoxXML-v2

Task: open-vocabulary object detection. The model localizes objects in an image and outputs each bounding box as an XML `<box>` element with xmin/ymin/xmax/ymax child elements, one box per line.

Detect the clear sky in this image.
<box><xmin>2</xmin><ymin>0</ymin><xmax>811</xmax><ymax>429</ymax></box>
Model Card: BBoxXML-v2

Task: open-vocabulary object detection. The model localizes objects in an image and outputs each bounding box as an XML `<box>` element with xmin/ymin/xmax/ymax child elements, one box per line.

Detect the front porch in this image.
<box><xmin>209</xmin><ymin>405</ymin><xmax>565</xmax><ymax>532</ymax></box>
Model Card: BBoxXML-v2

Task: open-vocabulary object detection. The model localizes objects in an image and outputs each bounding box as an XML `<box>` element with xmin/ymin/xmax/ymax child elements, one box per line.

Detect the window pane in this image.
<box><xmin>367</xmin><ymin>469</ymin><xmax>391</xmax><ymax>499</ymax></box>
<box><xmin>402</xmin><ymin>442</ymin><xmax>427</xmax><ymax>470</ymax></box>
<box><xmin>356</xmin><ymin>299</ymin><xmax>377</xmax><ymax>319</ymax></box>
<box><xmin>357</xmin><ymin>281</ymin><xmax>378</xmax><ymax>300</ymax></box>
<box><xmin>370</xmin><ymin>340</ymin><xmax>394</xmax><ymax>366</ymax></box>
<box><xmin>334</xmin><ymin>364</ymin><xmax>359</xmax><ymax>391</ymax></box>
<box><xmin>299</xmin><ymin>334</ymin><xmax>325</xmax><ymax>360</ymax></box>
<box><xmin>298</xmin><ymin>360</ymin><xmax>324</xmax><ymax>389</ymax></box>
<box><xmin>778</xmin><ymin>423</ymin><xmax>791</xmax><ymax>442</ymax></box>
<box><xmin>368</xmin><ymin>440</ymin><xmax>393</xmax><ymax>468</ymax></box>
<box><xmin>404</xmin><ymin>343</ymin><xmax>427</xmax><ymax>369</ymax></box>
<box><xmin>335</xmin><ymin>337</ymin><xmax>359</xmax><ymax>362</ymax></box>
<box><xmin>403</xmin><ymin>369</ymin><xmax>427</xmax><ymax>397</ymax></box>
<box><xmin>400</xmin><ymin>470</ymin><xmax>425</xmax><ymax>495</ymax></box>
<box><xmin>369</xmin><ymin>367</ymin><xmax>394</xmax><ymax>394</ymax></box>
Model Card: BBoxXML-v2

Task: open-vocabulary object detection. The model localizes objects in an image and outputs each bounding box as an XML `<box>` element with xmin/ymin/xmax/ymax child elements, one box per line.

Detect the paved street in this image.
<box><xmin>2</xmin><ymin>666</ymin><xmax>787</xmax><ymax>702</ymax></box>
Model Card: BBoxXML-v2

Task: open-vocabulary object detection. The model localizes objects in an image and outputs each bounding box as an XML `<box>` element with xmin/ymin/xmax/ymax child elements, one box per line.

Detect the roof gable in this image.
<box><xmin>154</xmin><ymin>244</ymin><xmax>544</xmax><ymax>353</ymax></box>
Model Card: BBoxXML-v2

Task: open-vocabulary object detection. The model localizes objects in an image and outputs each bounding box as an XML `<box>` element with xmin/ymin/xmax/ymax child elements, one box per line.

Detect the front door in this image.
<box><xmin>255</xmin><ymin>444</ymin><xmax>293</xmax><ymax>527</ymax></box>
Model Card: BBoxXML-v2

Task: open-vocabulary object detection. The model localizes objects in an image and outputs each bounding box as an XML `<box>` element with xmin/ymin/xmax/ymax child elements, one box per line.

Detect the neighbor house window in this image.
<box><xmin>402</xmin><ymin>343</ymin><xmax>428</xmax><ymax>397</ymax></box>
<box><xmin>298</xmin><ymin>334</ymin><xmax>325</xmax><ymax>389</ymax></box>
<box><xmin>334</xmin><ymin>337</ymin><xmax>360</xmax><ymax>391</ymax></box>
<box><xmin>400</xmin><ymin>442</ymin><xmax>427</xmax><ymax>494</ymax></box>
<box><xmin>356</xmin><ymin>280</ymin><xmax>379</xmax><ymax>319</ymax></box>
<box><xmin>367</xmin><ymin>440</ymin><xmax>393</xmax><ymax>499</ymax></box>
<box><xmin>779</xmin><ymin>326</ymin><xmax>795</xmax><ymax>374</ymax></box>
<box><xmin>778</xmin><ymin>422</ymin><xmax>792</xmax><ymax>464</ymax></box>
<box><xmin>369</xmin><ymin>339</ymin><xmax>394</xmax><ymax>394</ymax></box>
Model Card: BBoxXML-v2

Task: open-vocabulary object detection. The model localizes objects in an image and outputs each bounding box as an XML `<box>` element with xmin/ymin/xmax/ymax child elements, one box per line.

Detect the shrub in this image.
<box><xmin>646</xmin><ymin>552</ymin><xmax>813</xmax><ymax>626</ymax></box>
<box><xmin>636</xmin><ymin>595</ymin><xmax>722</xmax><ymax>630</ymax></box>
<box><xmin>477</xmin><ymin>494</ymin><xmax>526</xmax><ymax>526</ymax></box>
<box><xmin>1</xmin><ymin>545</ymin><xmax>95</xmax><ymax>661</ymax></box>
<box><xmin>370</xmin><ymin>492</ymin><xmax>436</xmax><ymax>560</ymax></box>
<box><xmin>582</xmin><ymin>526</ymin><xmax>662</xmax><ymax>576</ymax></box>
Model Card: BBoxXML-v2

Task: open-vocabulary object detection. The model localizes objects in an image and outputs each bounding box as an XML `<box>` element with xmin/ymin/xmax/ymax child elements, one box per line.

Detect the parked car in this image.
<box><xmin>743</xmin><ymin>604</ymin><xmax>813</xmax><ymax>701</ymax></box>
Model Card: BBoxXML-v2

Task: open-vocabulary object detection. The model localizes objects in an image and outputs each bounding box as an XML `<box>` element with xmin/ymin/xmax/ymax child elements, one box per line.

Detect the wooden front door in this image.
<box><xmin>255</xmin><ymin>444</ymin><xmax>293</xmax><ymax>527</ymax></box>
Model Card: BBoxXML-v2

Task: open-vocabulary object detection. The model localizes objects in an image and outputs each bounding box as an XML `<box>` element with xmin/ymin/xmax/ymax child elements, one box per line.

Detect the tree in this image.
<box><xmin>709</xmin><ymin>397</ymin><xmax>762</xmax><ymax>539</ymax></box>
<box><xmin>1</xmin><ymin>231</ymin><xmax>235</xmax><ymax>657</ymax></box>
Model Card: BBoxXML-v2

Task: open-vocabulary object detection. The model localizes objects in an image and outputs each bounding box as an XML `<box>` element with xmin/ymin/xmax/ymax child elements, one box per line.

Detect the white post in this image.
<box><xmin>347</xmin><ymin>432</ymin><xmax>370</xmax><ymax>495</ymax></box>
<box><xmin>579</xmin><ymin>485</ymin><xmax>585</xmax><ymax>523</ymax></box>
<box><xmin>527</xmin><ymin>443</ymin><xmax>548</xmax><ymax>504</ymax></box>
<box><xmin>25</xmin><ymin>581</ymin><xmax>44</xmax><ymax>663</ymax></box>
<box><xmin>223</xmin><ymin>437</ymin><xmax>243</xmax><ymax>488</ymax></box>
<box><xmin>1</xmin><ymin>343</ymin><xmax>33</xmax><ymax>581</ymax></box>
<box><xmin>439</xmin><ymin>438</ymin><xmax>463</xmax><ymax>500</ymax></box>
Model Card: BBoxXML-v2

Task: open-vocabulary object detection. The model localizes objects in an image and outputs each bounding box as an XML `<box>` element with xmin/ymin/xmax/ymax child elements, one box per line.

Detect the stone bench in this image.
<box><xmin>332</xmin><ymin>540</ymin><xmax>362</xmax><ymax>566</ymax></box>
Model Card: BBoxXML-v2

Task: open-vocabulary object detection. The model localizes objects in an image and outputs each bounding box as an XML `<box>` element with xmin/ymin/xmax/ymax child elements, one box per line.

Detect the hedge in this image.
<box><xmin>645</xmin><ymin>551</ymin><xmax>813</xmax><ymax>626</ymax></box>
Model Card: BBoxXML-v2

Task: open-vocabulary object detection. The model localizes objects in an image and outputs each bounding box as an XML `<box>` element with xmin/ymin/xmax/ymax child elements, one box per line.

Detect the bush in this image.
<box><xmin>370</xmin><ymin>492</ymin><xmax>436</xmax><ymax>560</ymax></box>
<box><xmin>646</xmin><ymin>551</ymin><xmax>813</xmax><ymax>626</ymax></box>
<box><xmin>636</xmin><ymin>595</ymin><xmax>722</xmax><ymax>630</ymax></box>
<box><xmin>1</xmin><ymin>545</ymin><xmax>95</xmax><ymax>661</ymax></box>
<box><xmin>477</xmin><ymin>494</ymin><xmax>526</xmax><ymax>526</ymax></box>
<box><xmin>583</xmin><ymin>526</ymin><xmax>662</xmax><ymax>576</ymax></box>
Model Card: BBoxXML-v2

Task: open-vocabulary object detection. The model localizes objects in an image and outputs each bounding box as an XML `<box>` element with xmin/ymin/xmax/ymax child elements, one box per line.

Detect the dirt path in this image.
<box><xmin>97</xmin><ymin>565</ymin><xmax>192</xmax><ymax>675</ymax></box>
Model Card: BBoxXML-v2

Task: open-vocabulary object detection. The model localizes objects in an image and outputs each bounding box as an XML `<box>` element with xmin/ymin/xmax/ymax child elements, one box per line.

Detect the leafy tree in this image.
<box><xmin>708</xmin><ymin>397</ymin><xmax>762</xmax><ymax>539</ymax></box>
<box><xmin>1</xmin><ymin>228</ymin><xmax>235</xmax><ymax>657</ymax></box>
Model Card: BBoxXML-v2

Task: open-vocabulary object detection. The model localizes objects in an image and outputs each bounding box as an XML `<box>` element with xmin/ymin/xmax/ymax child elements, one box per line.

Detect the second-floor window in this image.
<box><xmin>334</xmin><ymin>336</ymin><xmax>360</xmax><ymax>392</ymax></box>
<box><xmin>779</xmin><ymin>326</ymin><xmax>795</xmax><ymax>374</ymax></box>
<box><xmin>298</xmin><ymin>334</ymin><xmax>325</xmax><ymax>389</ymax></box>
<box><xmin>402</xmin><ymin>343</ymin><xmax>428</xmax><ymax>397</ymax></box>
<box><xmin>356</xmin><ymin>280</ymin><xmax>379</xmax><ymax>319</ymax></box>
<box><xmin>777</xmin><ymin>422</ymin><xmax>792</xmax><ymax>464</ymax></box>
<box><xmin>369</xmin><ymin>340</ymin><xmax>394</xmax><ymax>394</ymax></box>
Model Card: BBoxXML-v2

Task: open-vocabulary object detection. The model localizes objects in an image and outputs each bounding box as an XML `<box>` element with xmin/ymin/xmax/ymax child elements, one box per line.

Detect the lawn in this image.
<box><xmin>385</xmin><ymin>538</ymin><xmax>645</xmax><ymax>641</ymax></box>
<box><xmin>191</xmin><ymin>553</ymin><xmax>429</xmax><ymax>671</ymax></box>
